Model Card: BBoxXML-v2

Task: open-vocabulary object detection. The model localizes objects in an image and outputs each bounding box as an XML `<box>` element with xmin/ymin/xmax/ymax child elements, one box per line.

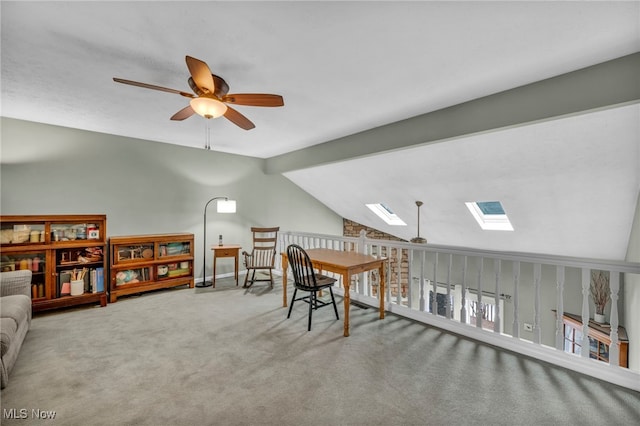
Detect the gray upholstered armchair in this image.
<box><xmin>1</xmin><ymin>269</ymin><xmax>33</xmax><ymax>388</ymax></box>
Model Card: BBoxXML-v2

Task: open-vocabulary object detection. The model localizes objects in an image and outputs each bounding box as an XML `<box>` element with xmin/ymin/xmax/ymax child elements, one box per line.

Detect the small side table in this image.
<box><xmin>211</xmin><ymin>245</ymin><xmax>242</xmax><ymax>287</ymax></box>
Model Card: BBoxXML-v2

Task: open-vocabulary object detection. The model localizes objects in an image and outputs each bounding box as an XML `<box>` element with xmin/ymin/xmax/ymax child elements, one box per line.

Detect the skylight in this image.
<box><xmin>465</xmin><ymin>201</ymin><xmax>514</xmax><ymax>231</ymax></box>
<box><xmin>366</xmin><ymin>203</ymin><xmax>407</xmax><ymax>226</ymax></box>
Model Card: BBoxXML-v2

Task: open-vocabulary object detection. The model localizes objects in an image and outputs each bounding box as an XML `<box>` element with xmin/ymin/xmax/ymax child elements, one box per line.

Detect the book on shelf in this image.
<box><xmin>95</xmin><ymin>267</ymin><xmax>104</xmax><ymax>292</ymax></box>
<box><xmin>58</xmin><ymin>270</ymin><xmax>73</xmax><ymax>297</ymax></box>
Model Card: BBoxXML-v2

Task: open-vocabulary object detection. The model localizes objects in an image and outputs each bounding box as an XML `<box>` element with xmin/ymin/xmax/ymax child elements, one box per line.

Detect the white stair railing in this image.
<box><xmin>278</xmin><ymin>230</ymin><xmax>640</xmax><ymax>392</ymax></box>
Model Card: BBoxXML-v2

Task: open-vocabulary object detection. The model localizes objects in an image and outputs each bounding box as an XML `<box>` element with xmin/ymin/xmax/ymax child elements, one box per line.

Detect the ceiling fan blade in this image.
<box><xmin>222</xmin><ymin>93</ymin><xmax>284</xmax><ymax>107</ymax></box>
<box><xmin>223</xmin><ymin>105</ymin><xmax>255</xmax><ymax>130</ymax></box>
<box><xmin>170</xmin><ymin>105</ymin><xmax>196</xmax><ymax>121</ymax></box>
<box><xmin>113</xmin><ymin>78</ymin><xmax>194</xmax><ymax>98</ymax></box>
<box><xmin>185</xmin><ymin>56</ymin><xmax>216</xmax><ymax>95</ymax></box>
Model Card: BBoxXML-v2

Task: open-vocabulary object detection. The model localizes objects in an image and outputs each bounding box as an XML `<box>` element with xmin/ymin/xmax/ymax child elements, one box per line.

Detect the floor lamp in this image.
<box><xmin>197</xmin><ymin>196</ymin><xmax>237</xmax><ymax>288</ymax></box>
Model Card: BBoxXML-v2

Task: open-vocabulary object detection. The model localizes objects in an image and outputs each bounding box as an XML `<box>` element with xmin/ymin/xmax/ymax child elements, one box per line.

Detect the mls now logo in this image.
<box><xmin>3</xmin><ymin>408</ymin><xmax>57</xmax><ymax>419</ymax></box>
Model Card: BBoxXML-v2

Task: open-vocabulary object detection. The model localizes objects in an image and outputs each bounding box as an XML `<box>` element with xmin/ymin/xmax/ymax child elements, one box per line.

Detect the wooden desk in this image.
<box><xmin>211</xmin><ymin>245</ymin><xmax>241</xmax><ymax>287</ymax></box>
<box><xmin>281</xmin><ymin>248</ymin><xmax>385</xmax><ymax>337</ymax></box>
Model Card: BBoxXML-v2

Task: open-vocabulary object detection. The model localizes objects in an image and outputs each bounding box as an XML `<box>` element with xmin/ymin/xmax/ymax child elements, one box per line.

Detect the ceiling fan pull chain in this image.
<box><xmin>205</xmin><ymin>120</ymin><xmax>211</xmax><ymax>150</ymax></box>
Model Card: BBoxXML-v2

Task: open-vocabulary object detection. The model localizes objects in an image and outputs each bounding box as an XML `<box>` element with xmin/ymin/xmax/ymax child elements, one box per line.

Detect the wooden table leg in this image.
<box><xmin>343</xmin><ymin>272</ymin><xmax>350</xmax><ymax>337</ymax></box>
<box><xmin>379</xmin><ymin>262</ymin><xmax>385</xmax><ymax>319</ymax></box>
<box><xmin>234</xmin><ymin>253</ymin><xmax>239</xmax><ymax>286</ymax></box>
<box><xmin>281</xmin><ymin>260</ymin><xmax>288</xmax><ymax>308</ymax></box>
<box><xmin>212</xmin><ymin>253</ymin><xmax>217</xmax><ymax>288</ymax></box>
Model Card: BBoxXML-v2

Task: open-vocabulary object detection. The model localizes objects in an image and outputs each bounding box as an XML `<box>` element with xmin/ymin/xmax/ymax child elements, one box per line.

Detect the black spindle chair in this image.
<box><xmin>286</xmin><ymin>244</ymin><xmax>339</xmax><ymax>331</ymax></box>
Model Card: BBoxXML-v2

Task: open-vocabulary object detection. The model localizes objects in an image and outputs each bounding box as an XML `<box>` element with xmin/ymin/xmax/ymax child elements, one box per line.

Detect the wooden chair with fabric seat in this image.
<box><xmin>242</xmin><ymin>226</ymin><xmax>279</xmax><ymax>288</ymax></box>
<box><xmin>286</xmin><ymin>244</ymin><xmax>339</xmax><ymax>331</ymax></box>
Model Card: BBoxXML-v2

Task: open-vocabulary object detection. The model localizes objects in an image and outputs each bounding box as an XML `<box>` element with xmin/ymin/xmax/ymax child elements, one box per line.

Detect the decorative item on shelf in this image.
<box><xmin>12</xmin><ymin>225</ymin><xmax>31</xmax><ymax>243</ymax></box>
<box><xmin>198</xmin><ymin>196</ymin><xmax>237</xmax><ymax>288</ymax></box>
<box><xmin>116</xmin><ymin>269</ymin><xmax>139</xmax><ymax>285</ymax></box>
<box><xmin>410</xmin><ymin>201</ymin><xmax>427</xmax><ymax>244</ymax></box>
<box><xmin>590</xmin><ymin>270</ymin><xmax>610</xmax><ymax>323</ymax></box>
<box><xmin>87</xmin><ymin>224</ymin><xmax>99</xmax><ymax>239</ymax></box>
<box><xmin>70</xmin><ymin>279</ymin><xmax>84</xmax><ymax>296</ymax></box>
<box><xmin>0</xmin><ymin>229</ymin><xmax>12</xmax><ymax>244</ymax></box>
<box><xmin>157</xmin><ymin>265</ymin><xmax>169</xmax><ymax>278</ymax></box>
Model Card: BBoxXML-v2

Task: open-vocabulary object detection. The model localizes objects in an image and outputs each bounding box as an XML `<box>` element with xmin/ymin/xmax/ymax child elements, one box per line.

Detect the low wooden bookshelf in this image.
<box><xmin>1</xmin><ymin>214</ymin><xmax>108</xmax><ymax>312</ymax></box>
<box><xmin>108</xmin><ymin>233</ymin><xmax>194</xmax><ymax>302</ymax></box>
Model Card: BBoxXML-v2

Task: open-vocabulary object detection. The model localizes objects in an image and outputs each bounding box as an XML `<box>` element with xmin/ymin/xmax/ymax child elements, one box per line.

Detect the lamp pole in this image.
<box><xmin>197</xmin><ymin>196</ymin><xmax>229</xmax><ymax>288</ymax></box>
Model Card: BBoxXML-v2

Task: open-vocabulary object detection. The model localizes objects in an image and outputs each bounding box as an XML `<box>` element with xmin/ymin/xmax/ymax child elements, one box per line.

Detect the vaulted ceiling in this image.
<box><xmin>2</xmin><ymin>1</ymin><xmax>639</xmax><ymax>260</ymax></box>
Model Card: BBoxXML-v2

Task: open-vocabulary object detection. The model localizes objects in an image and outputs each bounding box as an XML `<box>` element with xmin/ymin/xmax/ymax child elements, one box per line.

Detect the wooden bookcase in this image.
<box><xmin>109</xmin><ymin>233</ymin><xmax>194</xmax><ymax>302</ymax></box>
<box><xmin>561</xmin><ymin>311</ymin><xmax>628</xmax><ymax>368</ymax></box>
<box><xmin>0</xmin><ymin>214</ymin><xmax>107</xmax><ymax>312</ymax></box>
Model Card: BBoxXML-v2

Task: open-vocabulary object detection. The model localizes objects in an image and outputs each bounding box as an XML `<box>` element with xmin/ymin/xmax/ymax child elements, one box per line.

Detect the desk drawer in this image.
<box><xmin>217</xmin><ymin>249</ymin><xmax>237</xmax><ymax>257</ymax></box>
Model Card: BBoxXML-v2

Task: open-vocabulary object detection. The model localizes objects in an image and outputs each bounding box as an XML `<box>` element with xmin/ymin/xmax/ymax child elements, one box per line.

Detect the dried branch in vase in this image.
<box><xmin>590</xmin><ymin>270</ymin><xmax>610</xmax><ymax>315</ymax></box>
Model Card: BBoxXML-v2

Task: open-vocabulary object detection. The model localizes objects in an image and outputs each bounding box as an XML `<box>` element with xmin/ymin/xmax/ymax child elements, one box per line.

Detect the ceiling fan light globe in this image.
<box><xmin>190</xmin><ymin>97</ymin><xmax>228</xmax><ymax>118</ymax></box>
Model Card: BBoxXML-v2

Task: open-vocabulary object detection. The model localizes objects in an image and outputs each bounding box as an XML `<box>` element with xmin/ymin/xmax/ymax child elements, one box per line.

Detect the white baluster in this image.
<box><xmin>476</xmin><ymin>257</ymin><xmax>483</xmax><ymax>329</ymax></box>
<box><xmin>460</xmin><ymin>256</ymin><xmax>468</xmax><ymax>324</ymax></box>
<box><xmin>407</xmin><ymin>249</ymin><xmax>414</xmax><ymax>309</ymax></box>
<box><xmin>494</xmin><ymin>259</ymin><xmax>501</xmax><ymax>333</ymax></box>
<box><xmin>385</xmin><ymin>245</ymin><xmax>392</xmax><ymax>305</ymax></box>
<box><xmin>555</xmin><ymin>266</ymin><xmax>565</xmax><ymax>351</ymax></box>
<box><xmin>609</xmin><ymin>271</ymin><xmax>620</xmax><ymax>367</ymax></box>
<box><xmin>580</xmin><ymin>268</ymin><xmax>590</xmax><ymax>359</ymax></box>
<box><xmin>512</xmin><ymin>261</ymin><xmax>520</xmax><ymax>338</ymax></box>
<box><xmin>396</xmin><ymin>248</ymin><xmax>403</xmax><ymax>306</ymax></box>
<box><xmin>432</xmin><ymin>253</ymin><xmax>439</xmax><ymax>316</ymax></box>
<box><xmin>446</xmin><ymin>254</ymin><xmax>453</xmax><ymax>320</ymax></box>
<box><xmin>419</xmin><ymin>251</ymin><xmax>426</xmax><ymax>312</ymax></box>
<box><xmin>533</xmin><ymin>263</ymin><xmax>542</xmax><ymax>344</ymax></box>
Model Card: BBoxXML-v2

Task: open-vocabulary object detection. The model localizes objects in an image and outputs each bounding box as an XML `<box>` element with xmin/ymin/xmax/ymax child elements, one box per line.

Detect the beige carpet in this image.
<box><xmin>1</xmin><ymin>277</ymin><xmax>639</xmax><ymax>425</ymax></box>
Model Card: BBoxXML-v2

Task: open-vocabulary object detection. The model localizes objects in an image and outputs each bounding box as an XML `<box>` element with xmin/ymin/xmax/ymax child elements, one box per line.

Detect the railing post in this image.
<box><xmin>407</xmin><ymin>249</ymin><xmax>414</xmax><ymax>309</ymax></box>
<box><xmin>432</xmin><ymin>253</ymin><xmax>439</xmax><ymax>316</ymax></box>
<box><xmin>419</xmin><ymin>250</ymin><xmax>426</xmax><ymax>312</ymax></box>
<box><xmin>533</xmin><ymin>263</ymin><xmax>542</xmax><ymax>344</ymax></box>
<box><xmin>609</xmin><ymin>271</ymin><xmax>620</xmax><ymax>367</ymax></box>
<box><xmin>512</xmin><ymin>261</ymin><xmax>520</xmax><ymax>338</ymax></box>
<box><xmin>555</xmin><ymin>266</ymin><xmax>565</xmax><ymax>351</ymax></box>
<box><xmin>580</xmin><ymin>268</ymin><xmax>590</xmax><ymax>360</ymax></box>
<box><xmin>476</xmin><ymin>257</ymin><xmax>483</xmax><ymax>329</ymax></box>
<box><xmin>446</xmin><ymin>254</ymin><xmax>453</xmax><ymax>319</ymax></box>
<box><xmin>460</xmin><ymin>256</ymin><xmax>467</xmax><ymax>324</ymax></box>
<box><xmin>494</xmin><ymin>259</ymin><xmax>501</xmax><ymax>333</ymax></box>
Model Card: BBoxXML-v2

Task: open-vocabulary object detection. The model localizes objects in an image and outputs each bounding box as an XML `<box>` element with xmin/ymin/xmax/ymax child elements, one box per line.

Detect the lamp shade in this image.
<box><xmin>217</xmin><ymin>199</ymin><xmax>236</xmax><ymax>213</ymax></box>
<box><xmin>190</xmin><ymin>97</ymin><xmax>228</xmax><ymax>118</ymax></box>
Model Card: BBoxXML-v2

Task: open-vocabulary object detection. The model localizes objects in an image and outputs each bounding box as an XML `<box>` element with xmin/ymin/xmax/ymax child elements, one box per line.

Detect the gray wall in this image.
<box><xmin>0</xmin><ymin>117</ymin><xmax>343</xmax><ymax>280</ymax></box>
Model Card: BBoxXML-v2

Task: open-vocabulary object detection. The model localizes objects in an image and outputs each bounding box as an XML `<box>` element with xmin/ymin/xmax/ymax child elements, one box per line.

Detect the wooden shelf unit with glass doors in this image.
<box><xmin>560</xmin><ymin>311</ymin><xmax>628</xmax><ymax>368</ymax></box>
<box><xmin>108</xmin><ymin>233</ymin><xmax>194</xmax><ymax>302</ymax></box>
<box><xmin>0</xmin><ymin>215</ymin><xmax>107</xmax><ymax>312</ymax></box>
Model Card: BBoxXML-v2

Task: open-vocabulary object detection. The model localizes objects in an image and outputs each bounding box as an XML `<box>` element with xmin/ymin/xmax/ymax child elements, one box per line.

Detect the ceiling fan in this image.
<box><xmin>113</xmin><ymin>55</ymin><xmax>284</xmax><ymax>130</ymax></box>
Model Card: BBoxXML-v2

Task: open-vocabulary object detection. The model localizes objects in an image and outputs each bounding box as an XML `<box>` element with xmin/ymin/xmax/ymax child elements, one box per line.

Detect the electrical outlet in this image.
<box><xmin>523</xmin><ymin>323</ymin><xmax>533</xmax><ymax>332</ymax></box>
